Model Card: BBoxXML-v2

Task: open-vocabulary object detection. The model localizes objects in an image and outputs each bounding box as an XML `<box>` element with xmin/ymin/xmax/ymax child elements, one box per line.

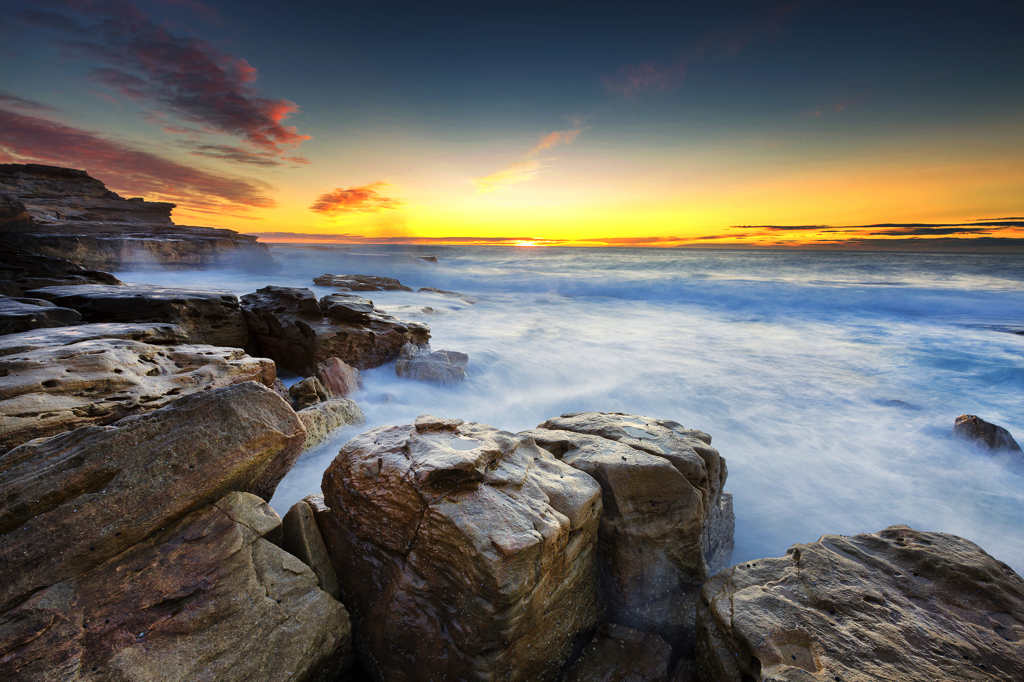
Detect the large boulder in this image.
<box><xmin>524</xmin><ymin>412</ymin><xmax>733</xmax><ymax>650</ymax></box>
<box><xmin>26</xmin><ymin>283</ymin><xmax>249</xmax><ymax>347</ymax></box>
<box><xmin>0</xmin><ymin>321</ymin><xmax>188</xmax><ymax>357</ymax></box>
<box><xmin>297</xmin><ymin>399</ymin><xmax>366</xmax><ymax>450</ymax></box>
<box><xmin>0</xmin><ymin>491</ymin><xmax>352</xmax><ymax>681</ymax></box>
<box><xmin>395</xmin><ymin>342</ymin><xmax>468</xmax><ymax>384</ymax></box>
<box><xmin>316</xmin><ymin>356</ymin><xmax>362</xmax><ymax>398</ymax></box>
<box><xmin>315</xmin><ymin>415</ymin><xmax>604</xmax><ymax>682</ymax></box>
<box><xmin>0</xmin><ymin>381</ymin><xmax>306</xmax><ymax>612</ymax></box>
<box><xmin>0</xmin><ymin>246</ymin><xmax>122</xmax><ymax>297</ymax></box>
<box><xmin>0</xmin><ymin>338</ymin><xmax>276</xmax><ymax>453</ymax></box>
<box><xmin>241</xmin><ymin>286</ymin><xmax>429</xmax><ymax>373</ymax></box>
<box><xmin>563</xmin><ymin>624</ymin><xmax>673</xmax><ymax>682</ymax></box>
<box><xmin>954</xmin><ymin>414</ymin><xmax>1022</xmax><ymax>452</ymax></box>
<box><xmin>697</xmin><ymin>525</ymin><xmax>1024</xmax><ymax>682</ymax></box>
<box><xmin>0</xmin><ymin>295</ymin><xmax>82</xmax><ymax>334</ymax></box>
<box><xmin>313</xmin><ymin>273</ymin><xmax>412</xmax><ymax>291</ymax></box>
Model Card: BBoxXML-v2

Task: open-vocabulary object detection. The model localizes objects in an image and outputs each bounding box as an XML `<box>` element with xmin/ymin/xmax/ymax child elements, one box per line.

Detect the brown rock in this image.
<box><xmin>241</xmin><ymin>286</ymin><xmax>429</xmax><ymax>373</ymax></box>
<box><xmin>0</xmin><ymin>338</ymin><xmax>276</xmax><ymax>453</ymax></box>
<box><xmin>696</xmin><ymin>525</ymin><xmax>1024</xmax><ymax>682</ymax></box>
<box><xmin>290</xmin><ymin>375</ymin><xmax>329</xmax><ymax>409</ymax></box>
<box><xmin>0</xmin><ymin>321</ymin><xmax>188</xmax><ymax>357</ymax></box>
<box><xmin>284</xmin><ymin>497</ymin><xmax>342</xmax><ymax>599</ymax></box>
<box><xmin>954</xmin><ymin>414</ymin><xmax>1022</xmax><ymax>452</ymax></box>
<box><xmin>394</xmin><ymin>342</ymin><xmax>468</xmax><ymax>384</ymax></box>
<box><xmin>297</xmin><ymin>399</ymin><xmax>366</xmax><ymax>450</ymax></box>
<box><xmin>0</xmin><ymin>491</ymin><xmax>352</xmax><ymax>681</ymax></box>
<box><xmin>563</xmin><ymin>624</ymin><xmax>672</xmax><ymax>682</ymax></box>
<box><xmin>0</xmin><ymin>381</ymin><xmax>306</xmax><ymax>612</ymax></box>
<box><xmin>0</xmin><ymin>246</ymin><xmax>121</xmax><ymax>297</ymax></box>
<box><xmin>0</xmin><ymin>295</ymin><xmax>82</xmax><ymax>334</ymax></box>
<box><xmin>313</xmin><ymin>273</ymin><xmax>412</xmax><ymax>291</ymax></box>
<box><xmin>27</xmin><ymin>283</ymin><xmax>249</xmax><ymax>347</ymax></box>
<box><xmin>316</xmin><ymin>415</ymin><xmax>604</xmax><ymax>682</ymax></box>
<box><xmin>316</xmin><ymin>356</ymin><xmax>362</xmax><ymax>398</ymax></box>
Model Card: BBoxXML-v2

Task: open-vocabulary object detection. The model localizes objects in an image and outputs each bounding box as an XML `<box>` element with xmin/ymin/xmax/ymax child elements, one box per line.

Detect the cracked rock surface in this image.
<box><xmin>315</xmin><ymin>414</ymin><xmax>603</xmax><ymax>682</ymax></box>
<box><xmin>697</xmin><ymin>525</ymin><xmax>1024</xmax><ymax>682</ymax></box>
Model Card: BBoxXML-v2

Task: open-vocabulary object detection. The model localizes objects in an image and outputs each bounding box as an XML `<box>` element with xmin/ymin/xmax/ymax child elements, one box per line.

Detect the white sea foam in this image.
<box><xmin>118</xmin><ymin>245</ymin><xmax>1024</xmax><ymax>571</ymax></box>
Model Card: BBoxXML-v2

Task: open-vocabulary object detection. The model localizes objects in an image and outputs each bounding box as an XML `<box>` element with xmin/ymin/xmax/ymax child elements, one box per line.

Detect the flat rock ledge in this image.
<box><xmin>696</xmin><ymin>525</ymin><xmax>1024</xmax><ymax>682</ymax></box>
<box><xmin>313</xmin><ymin>273</ymin><xmax>412</xmax><ymax>292</ymax></box>
<box><xmin>0</xmin><ymin>296</ymin><xmax>82</xmax><ymax>333</ymax></box>
<box><xmin>0</xmin><ymin>322</ymin><xmax>189</xmax><ymax>357</ymax></box>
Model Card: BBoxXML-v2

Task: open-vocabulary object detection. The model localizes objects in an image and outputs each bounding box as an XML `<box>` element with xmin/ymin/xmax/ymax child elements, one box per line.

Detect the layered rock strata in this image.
<box><xmin>0</xmin><ymin>296</ymin><xmax>81</xmax><ymax>333</ymax></box>
<box><xmin>395</xmin><ymin>342</ymin><xmax>469</xmax><ymax>384</ymax></box>
<box><xmin>697</xmin><ymin>525</ymin><xmax>1024</xmax><ymax>682</ymax></box>
<box><xmin>314</xmin><ymin>414</ymin><xmax>604</xmax><ymax>682</ymax></box>
<box><xmin>0</xmin><ymin>246</ymin><xmax>121</xmax><ymax>296</ymax></box>
<box><xmin>0</xmin><ymin>322</ymin><xmax>188</xmax><ymax>357</ymax></box>
<box><xmin>241</xmin><ymin>286</ymin><xmax>429</xmax><ymax>373</ymax></box>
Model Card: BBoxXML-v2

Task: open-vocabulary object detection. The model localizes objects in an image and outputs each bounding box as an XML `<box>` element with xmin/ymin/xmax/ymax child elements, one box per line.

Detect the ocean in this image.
<box><xmin>117</xmin><ymin>245</ymin><xmax>1024</xmax><ymax>572</ymax></box>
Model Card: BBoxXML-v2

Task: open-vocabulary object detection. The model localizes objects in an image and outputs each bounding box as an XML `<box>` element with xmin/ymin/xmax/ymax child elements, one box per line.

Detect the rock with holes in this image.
<box><xmin>241</xmin><ymin>286</ymin><xmax>429</xmax><ymax>374</ymax></box>
<box><xmin>0</xmin><ymin>321</ymin><xmax>188</xmax><ymax>357</ymax></box>
<box><xmin>313</xmin><ymin>273</ymin><xmax>412</xmax><ymax>292</ymax></box>
<box><xmin>0</xmin><ymin>491</ymin><xmax>352</xmax><ymax>681</ymax></box>
<box><xmin>524</xmin><ymin>412</ymin><xmax>733</xmax><ymax>651</ymax></box>
<box><xmin>394</xmin><ymin>342</ymin><xmax>468</xmax><ymax>384</ymax></box>
<box><xmin>0</xmin><ymin>295</ymin><xmax>81</xmax><ymax>334</ymax></box>
<box><xmin>562</xmin><ymin>624</ymin><xmax>673</xmax><ymax>682</ymax></box>
<box><xmin>0</xmin><ymin>338</ymin><xmax>276</xmax><ymax>453</ymax></box>
<box><xmin>314</xmin><ymin>414</ymin><xmax>603</xmax><ymax>682</ymax></box>
<box><xmin>25</xmin><ymin>284</ymin><xmax>249</xmax><ymax>347</ymax></box>
<box><xmin>0</xmin><ymin>381</ymin><xmax>306</xmax><ymax>613</ymax></box>
<box><xmin>696</xmin><ymin>525</ymin><xmax>1024</xmax><ymax>682</ymax></box>
<box><xmin>297</xmin><ymin>399</ymin><xmax>365</xmax><ymax>450</ymax></box>
<box><xmin>954</xmin><ymin>414</ymin><xmax>1022</xmax><ymax>453</ymax></box>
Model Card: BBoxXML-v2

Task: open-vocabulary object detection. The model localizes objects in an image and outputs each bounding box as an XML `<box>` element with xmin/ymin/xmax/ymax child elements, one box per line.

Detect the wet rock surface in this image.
<box><xmin>954</xmin><ymin>414</ymin><xmax>1022</xmax><ymax>452</ymax></box>
<box><xmin>0</xmin><ymin>246</ymin><xmax>122</xmax><ymax>297</ymax></box>
<box><xmin>0</xmin><ymin>491</ymin><xmax>352</xmax><ymax>682</ymax></box>
<box><xmin>0</xmin><ymin>321</ymin><xmax>188</xmax><ymax>356</ymax></box>
<box><xmin>313</xmin><ymin>273</ymin><xmax>412</xmax><ymax>291</ymax></box>
<box><xmin>0</xmin><ymin>338</ymin><xmax>275</xmax><ymax>452</ymax></box>
<box><xmin>394</xmin><ymin>342</ymin><xmax>468</xmax><ymax>384</ymax></box>
<box><xmin>0</xmin><ymin>381</ymin><xmax>306</xmax><ymax>613</ymax></box>
<box><xmin>563</xmin><ymin>624</ymin><xmax>673</xmax><ymax>682</ymax></box>
<box><xmin>697</xmin><ymin>525</ymin><xmax>1024</xmax><ymax>682</ymax></box>
<box><xmin>316</xmin><ymin>356</ymin><xmax>362</xmax><ymax>398</ymax></box>
<box><xmin>284</xmin><ymin>497</ymin><xmax>342</xmax><ymax>599</ymax></box>
<box><xmin>26</xmin><ymin>283</ymin><xmax>249</xmax><ymax>347</ymax></box>
<box><xmin>315</xmin><ymin>415</ymin><xmax>604</xmax><ymax>682</ymax></box>
<box><xmin>0</xmin><ymin>295</ymin><xmax>82</xmax><ymax>333</ymax></box>
<box><xmin>297</xmin><ymin>399</ymin><xmax>366</xmax><ymax>450</ymax></box>
<box><xmin>241</xmin><ymin>286</ymin><xmax>429</xmax><ymax>374</ymax></box>
<box><xmin>290</xmin><ymin>375</ymin><xmax>329</xmax><ymax>409</ymax></box>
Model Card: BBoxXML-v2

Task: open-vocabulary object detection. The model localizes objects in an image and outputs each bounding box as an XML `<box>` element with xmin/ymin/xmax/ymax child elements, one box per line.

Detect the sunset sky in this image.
<box><xmin>1</xmin><ymin>0</ymin><xmax>1022</xmax><ymax>248</ymax></box>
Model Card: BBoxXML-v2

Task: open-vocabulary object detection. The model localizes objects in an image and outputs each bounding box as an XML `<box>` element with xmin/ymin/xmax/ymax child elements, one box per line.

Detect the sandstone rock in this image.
<box><xmin>0</xmin><ymin>295</ymin><xmax>81</xmax><ymax>334</ymax></box>
<box><xmin>954</xmin><ymin>414</ymin><xmax>1022</xmax><ymax>452</ymax></box>
<box><xmin>297</xmin><ymin>399</ymin><xmax>366</xmax><ymax>450</ymax></box>
<box><xmin>290</xmin><ymin>375</ymin><xmax>329</xmax><ymax>409</ymax></box>
<box><xmin>316</xmin><ymin>415</ymin><xmax>604</xmax><ymax>682</ymax></box>
<box><xmin>0</xmin><ymin>246</ymin><xmax>121</xmax><ymax>297</ymax></box>
<box><xmin>241</xmin><ymin>286</ymin><xmax>429</xmax><ymax>373</ymax></box>
<box><xmin>27</xmin><ymin>283</ymin><xmax>249</xmax><ymax>347</ymax></box>
<box><xmin>0</xmin><ymin>381</ymin><xmax>306</xmax><ymax>612</ymax></box>
<box><xmin>313</xmin><ymin>273</ymin><xmax>412</xmax><ymax>291</ymax></box>
<box><xmin>697</xmin><ymin>525</ymin><xmax>1024</xmax><ymax>682</ymax></box>
<box><xmin>316</xmin><ymin>356</ymin><xmax>362</xmax><ymax>398</ymax></box>
<box><xmin>417</xmin><ymin>286</ymin><xmax>475</xmax><ymax>302</ymax></box>
<box><xmin>0</xmin><ymin>338</ymin><xmax>276</xmax><ymax>452</ymax></box>
<box><xmin>284</xmin><ymin>497</ymin><xmax>342</xmax><ymax>599</ymax></box>
<box><xmin>563</xmin><ymin>624</ymin><xmax>672</xmax><ymax>682</ymax></box>
<box><xmin>0</xmin><ymin>321</ymin><xmax>188</xmax><ymax>356</ymax></box>
<box><xmin>395</xmin><ymin>342</ymin><xmax>468</xmax><ymax>384</ymax></box>
<box><xmin>0</xmin><ymin>491</ymin><xmax>352</xmax><ymax>681</ymax></box>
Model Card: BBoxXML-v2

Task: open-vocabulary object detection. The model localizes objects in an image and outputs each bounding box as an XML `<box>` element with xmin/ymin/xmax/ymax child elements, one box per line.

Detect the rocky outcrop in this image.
<box><xmin>0</xmin><ymin>321</ymin><xmax>188</xmax><ymax>357</ymax></box>
<box><xmin>297</xmin><ymin>399</ymin><xmax>366</xmax><ymax>450</ymax></box>
<box><xmin>316</xmin><ymin>357</ymin><xmax>361</xmax><ymax>398</ymax></box>
<box><xmin>313</xmin><ymin>273</ymin><xmax>412</xmax><ymax>291</ymax></box>
<box><xmin>563</xmin><ymin>624</ymin><xmax>673</xmax><ymax>682</ymax></box>
<box><xmin>696</xmin><ymin>525</ymin><xmax>1024</xmax><ymax>682</ymax></box>
<box><xmin>241</xmin><ymin>286</ymin><xmax>429</xmax><ymax>373</ymax></box>
<box><xmin>0</xmin><ymin>296</ymin><xmax>81</xmax><ymax>333</ymax></box>
<box><xmin>417</xmin><ymin>286</ymin><xmax>475</xmax><ymax>302</ymax></box>
<box><xmin>0</xmin><ymin>338</ymin><xmax>275</xmax><ymax>452</ymax></box>
<box><xmin>394</xmin><ymin>342</ymin><xmax>468</xmax><ymax>384</ymax></box>
<box><xmin>284</xmin><ymin>497</ymin><xmax>342</xmax><ymax>599</ymax></box>
<box><xmin>525</xmin><ymin>412</ymin><xmax>733</xmax><ymax>650</ymax></box>
<box><xmin>314</xmin><ymin>415</ymin><xmax>604</xmax><ymax>682</ymax></box>
<box><xmin>27</xmin><ymin>283</ymin><xmax>249</xmax><ymax>347</ymax></box>
<box><xmin>0</xmin><ymin>491</ymin><xmax>352</xmax><ymax>681</ymax></box>
<box><xmin>0</xmin><ymin>164</ymin><xmax>275</xmax><ymax>271</ymax></box>
<box><xmin>290</xmin><ymin>375</ymin><xmax>329</xmax><ymax>409</ymax></box>
<box><xmin>0</xmin><ymin>381</ymin><xmax>306</xmax><ymax>613</ymax></box>
<box><xmin>954</xmin><ymin>414</ymin><xmax>1022</xmax><ymax>452</ymax></box>
<box><xmin>0</xmin><ymin>246</ymin><xmax>121</xmax><ymax>297</ymax></box>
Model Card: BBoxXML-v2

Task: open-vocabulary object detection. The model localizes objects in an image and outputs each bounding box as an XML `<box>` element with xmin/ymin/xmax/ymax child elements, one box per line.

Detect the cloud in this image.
<box><xmin>19</xmin><ymin>1</ymin><xmax>308</xmax><ymax>156</ymax></box>
<box><xmin>730</xmin><ymin>224</ymin><xmax>834</xmax><ymax>230</ymax></box>
<box><xmin>803</xmin><ymin>89</ymin><xmax>876</xmax><ymax>118</ymax></box>
<box><xmin>532</xmin><ymin>129</ymin><xmax>581</xmax><ymax>153</ymax></box>
<box><xmin>310</xmin><ymin>182</ymin><xmax>403</xmax><ymax>215</ymax></box>
<box><xmin>182</xmin><ymin>142</ymin><xmax>309</xmax><ymax>167</ymax></box>
<box><xmin>0</xmin><ymin>106</ymin><xmax>276</xmax><ymax>212</ymax></box>
<box><xmin>604</xmin><ymin>61</ymin><xmax>690</xmax><ymax>98</ymax></box>
<box><xmin>474</xmin><ymin>124</ymin><xmax>585</xmax><ymax>193</ymax></box>
<box><xmin>0</xmin><ymin>91</ymin><xmax>60</xmax><ymax>112</ymax></box>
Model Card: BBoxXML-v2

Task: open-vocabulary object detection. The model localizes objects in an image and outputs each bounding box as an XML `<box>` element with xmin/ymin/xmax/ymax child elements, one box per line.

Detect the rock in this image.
<box><xmin>394</xmin><ymin>342</ymin><xmax>468</xmax><ymax>384</ymax></box>
<box><xmin>297</xmin><ymin>399</ymin><xmax>366</xmax><ymax>450</ymax></box>
<box><xmin>0</xmin><ymin>491</ymin><xmax>352</xmax><ymax>681</ymax></box>
<box><xmin>315</xmin><ymin>415</ymin><xmax>604</xmax><ymax>682</ymax></box>
<box><xmin>563</xmin><ymin>624</ymin><xmax>673</xmax><ymax>682</ymax></box>
<box><xmin>0</xmin><ymin>246</ymin><xmax>122</xmax><ymax>297</ymax></box>
<box><xmin>0</xmin><ymin>321</ymin><xmax>188</xmax><ymax>356</ymax></box>
<box><xmin>0</xmin><ymin>338</ymin><xmax>276</xmax><ymax>453</ymax></box>
<box><xmin>0</xmin><ymin>295</ymin><xmax>81</xmax><ymax>333</ymax></box>
<box><xmin>696</xmin><ymin>525</ymin><xmax>1024</xmax><ymax>682</ymax></box>
<box><xmin>0</xmin><ymin>163</ymin><xmax>276</xmax><ymax>271</ymax></box>
<box><xmin>284</xmin><ymin>497</ymin><xmax>342</xmax><ymax>599</ymax></box>
<box><xmin>26</xmin><ymin>283</ymin><xmax>249</xmax><ymax>347</ymax></box>
<box><xmin>313</xmin><ymin>273</ymin><xmax>412</xmax><ymax>291</ymax></box>
<box><xmin>668</xmin><ymin>659</ymin><xmax>697</xmax><ymax>682</ymax></box>
<box><xmin>241</xmin><ymin>286</ymin><xmax>429</xmax><ymax>373</ymax></box>
<box><xmin>290</xmin><ymin>375</ymin><xmax>329</xmax><ymax>409</ymax></box>
<box><xmin>0</xmin><ymin>381</ymin><xmax>306</xmax><ymax>613</ymax></box>
<box><xmin>954</xmin><ymin>414</ymin><xmax>1022</xmax><ymax>452</ymax></box>
<box><xmin>417</xmin><ymin>286</ymin><xmax>475</xmax><ymax>302</ymax></box>
<box><xmin>316</xmin><ymin>356</ymin><xmax>362</xmax><ymax>398</ymax></box>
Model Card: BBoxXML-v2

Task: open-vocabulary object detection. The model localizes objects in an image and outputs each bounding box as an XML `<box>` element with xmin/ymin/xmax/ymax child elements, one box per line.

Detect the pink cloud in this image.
<box><xmin>310</xmin><ymin>182</ymin><xmax>403</xmax><ymax>215</ymax></box>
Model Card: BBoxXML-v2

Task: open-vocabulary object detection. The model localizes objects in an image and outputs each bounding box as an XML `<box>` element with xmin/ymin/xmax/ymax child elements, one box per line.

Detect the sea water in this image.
<box><xmin>117</xmin><ymin>246</ymin><xmax>1024</xmax><ymax>571</ymax></box>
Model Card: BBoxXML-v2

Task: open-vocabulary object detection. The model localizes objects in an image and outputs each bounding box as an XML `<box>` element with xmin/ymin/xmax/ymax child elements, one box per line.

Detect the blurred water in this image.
<box><xmin>117</xmin><ymin>246</ymin><xmax>1024</xmax><ymax>571</ymax></box>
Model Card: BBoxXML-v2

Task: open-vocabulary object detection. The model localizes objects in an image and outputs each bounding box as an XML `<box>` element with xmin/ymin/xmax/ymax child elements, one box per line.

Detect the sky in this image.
<box><xmin>1</xmin><ymin>0</ymin><xmax>1022</xmax><ymax>249</ymax></box>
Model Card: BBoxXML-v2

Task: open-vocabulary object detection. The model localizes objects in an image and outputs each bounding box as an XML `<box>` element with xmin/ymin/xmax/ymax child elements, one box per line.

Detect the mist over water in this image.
<box><xmin>118</xmin><ymin>246</ymin><xmax>1024</xmax><ymax>571</ymax></box>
